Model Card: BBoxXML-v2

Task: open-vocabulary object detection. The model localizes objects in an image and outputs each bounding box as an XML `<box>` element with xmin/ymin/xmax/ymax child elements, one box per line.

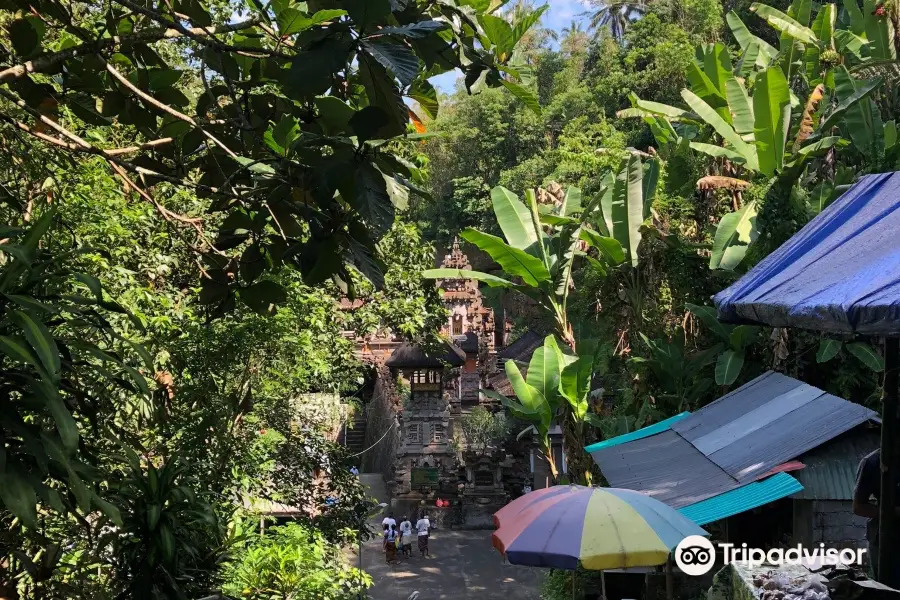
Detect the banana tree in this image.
<box><xmin>686</xmin><ymin>303</ymin><xmax>760</xmax><ymax>385</ymax></box>
<box><xmin>424</xmin><ymin>184</ymin><xmax>624</xmax><ymax>349</ymax></box>
<box><xmin>482</xmin><ymin>335</ymin><xmax>562</xmax><ymax>479</ymax></box>
<box><xmin>424</xmin><ymin>183</ymin><xmax>626</xmax><ymax>483</ymax></box>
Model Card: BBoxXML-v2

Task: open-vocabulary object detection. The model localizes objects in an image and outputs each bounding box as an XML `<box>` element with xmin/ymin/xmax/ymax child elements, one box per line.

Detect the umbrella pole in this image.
<box><xmin>601</xmin><ymin>571</ymin><xmax>607</xmax><ymax>600</ymax></box>
<box><xmin>666</xmin><ymin>554</ymin><xmax>674</xmax><ymax>600</ymax></box>
<box><xmin>879</xmin><ymin>336</ymin><xmax>900</xmax><ymax>586</ymax></box>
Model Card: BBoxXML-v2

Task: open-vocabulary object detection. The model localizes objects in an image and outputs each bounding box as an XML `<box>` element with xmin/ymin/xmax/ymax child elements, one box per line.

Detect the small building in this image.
<box><xmin>588</xmin><ymin>371</ymin><xmax>879</xmax><ymax>550</ymax></box>
<box><xmin>385</xmin><ymin>341</ymin><xmax>465</xmax><ymax>501</ymax></box>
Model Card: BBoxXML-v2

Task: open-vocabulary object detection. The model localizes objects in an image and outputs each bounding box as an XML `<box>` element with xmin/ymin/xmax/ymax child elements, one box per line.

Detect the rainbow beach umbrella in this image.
<box><xmin>493</xmin><ymin>485</ymin><xmax>708</xmax><ymax>570</ymax></box>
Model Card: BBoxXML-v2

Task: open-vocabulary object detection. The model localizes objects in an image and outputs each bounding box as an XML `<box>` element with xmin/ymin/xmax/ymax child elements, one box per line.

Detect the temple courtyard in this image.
<box><xmin>355</xmin><ymin>528</ymin><xmax>544</xmax><ymax>600</ymax></box>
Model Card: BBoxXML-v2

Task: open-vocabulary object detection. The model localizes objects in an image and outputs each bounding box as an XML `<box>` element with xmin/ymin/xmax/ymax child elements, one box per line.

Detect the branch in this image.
<box><xmin>0</xmin><ymin>17</ymin><xmax>262</xmax><ymax>83</ymax></box>
<box><xmin>101</xmin><ymin>57</ymin><xmax>240</xmax><ymax>160</ymax></box>
<box><xmin>113</xmin><ymin>0</ymin><xmax>290</xmax><ymax>57</ymax></box>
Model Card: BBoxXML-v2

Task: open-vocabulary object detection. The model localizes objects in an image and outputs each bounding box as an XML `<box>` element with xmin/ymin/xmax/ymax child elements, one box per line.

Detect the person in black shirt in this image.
<box><xmin>854</xmin><ymin>448</ymin><xmax>900</xmax><ymax>583</ymax></box>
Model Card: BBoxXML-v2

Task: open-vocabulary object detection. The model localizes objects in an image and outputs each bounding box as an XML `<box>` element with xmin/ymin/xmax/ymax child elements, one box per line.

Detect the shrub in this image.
<box><xmin>222</xmin><ymin>523</ymin><xmax>371</xmax><ymax>600</ymax></box>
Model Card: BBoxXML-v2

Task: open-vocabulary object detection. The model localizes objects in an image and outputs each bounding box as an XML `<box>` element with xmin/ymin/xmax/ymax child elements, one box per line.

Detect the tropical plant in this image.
<box><xmin>482</xmin><ymin>334</ymin><xmax>608</xmax><ymax>484</ymax></box>
<box><xmin>106</xmin><ymin>454</ymin><xmax>233</xmax><ymax>599</ymax></box>
<box><xmin>459</xmin><ymin>406</ymin><xmax>510</xmax><ymax>457</ymax></box>
<box><xmin>584</xmin><ymin>0</ymin><xmax>651</xmax><ymax>39</ymax></box>
<box><xmin>816</xmin><ymin>338</ymin><xmax>886</xmax><ymax>371</ymax></box>
<box><xmin>222</xmin><ymin>522</ymin><xmax>371</xmax><ymax>600</ymax></box>
<box><xmin>686</xmin><ymin>303</ymin><xmax>760</xmax><ymax>385</ymax></box>
<box><xmin>0</xmin><ymin>208</ymin><xmax>146</xmax><ymax>530</ymax></box>
<box><xmin>630</xmin><ymin>332</ymin><xmax>720</xmax><ymax>411</ymax></box>
<box><xmin>0</xmin><ymin>0</ymin><xmax>545</xmax><ymax>317</ymax></box>
<box><xmin>424</xmin><ymin>184</ymin><xmax>624</xmax><ymax>348</ymax></box>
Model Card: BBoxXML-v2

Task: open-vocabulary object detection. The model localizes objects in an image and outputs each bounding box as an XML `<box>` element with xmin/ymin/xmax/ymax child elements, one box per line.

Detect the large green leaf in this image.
<box><xmin>503</xmin><ymin>360</ymin><xmax>551</xmax><ymax>425</ymax></box>
<box><xmin>863</xmin><ymin>0</ymin><xmax>896</xmax><ymax>59</ymax></box>
<box><xmin>559</xmin><ymin>340</ymin><xmax>598</xmax><ymax>420</ymax></box>
<box><xmin>422</xmin><ymin>268</ymin><xmax>517</xmax><ymax>288</ymax></box>
<box><xmin>710</xmin><ymin>201</ymin><xmax>759</xmax><ymax>270</ymax></box>
<box><xmin>0</xmin><ymin>467</ymin><xmax>37</xmax><ymax>528</ymax></box>
<box><xmin>727</xmin><ymin>11</ymin><xmax>779</xmax><ymax>65</ymax></box>
<box><xmin>682</xmin><ymin>90</ymin><xmax>758</xmax><ymax>170</ymax></box>
<box><xmin>819</xmin><ymin>70</ymin><xmax>883</xmax><ymax>132</ymax></box>
<box><xmin>686</xmin><ymin>303</ymin><xmax>733</xmax><ymax>341</ymax></box>
<box><xmin>750</xmin><ymin>3</ymin><xmax>818</xmax><ymax>44</ymax></box>
<box><xmin>598</xmin><ymin>171</ymin><xmax>615</xmax><ymax>237</ymax></box>
<box><xmin>361</xmin><ymin>40</ymin><xmax>420</xmax><ymax>87</ymax></box>
<box><xmin>277</xmin><ymin>8</ymin><xmax>346</xmax><ymax>36</ymax></box>
<box><xmin>816</xmin><ymin>339</ymin><xmax>843</xmax><ymax>363</ymax></box>
<box><xmin>0</xmin><ymin>335</ymin><xmax>45</xmax><ymax>375</ymax></box>
<box><xmin>501</xmin><ymin>80</ymin><xmax>541</xmax><ymax>115</ymax></box>
<box><xmin>560</xmin><ymin>186</ymin><xmax>582</xmax><ymax>217</ymax></box>
<box><xmin>753</xmin><ymin>68</ymin><xmax>791</xmax><ymax>176</ymax></box>
<box><xmin>846</xmin><ymin>342</ymin><xmax>885</xmax><ymax>371</ymax></box>
<box><xmin>460</xmin><ymin>229</ymin><xmax>550</xmax><ymax>287</ymax></box>
<box><xmin>843</xmin><ymin>0</ymin><xmax>866</xmax><ymax>34</ymax></box>
<box><xmin>703</xmin><ymin>44</ymin><xmax>734</xmax><ymax>98</ymax></box>
<box><xmin>804</xmin><ymin>4</ymin><xmax>836</xmax><ymax>84</ymax></box>
<box><xmin>580</xmin><ymin>230</ymin><xmax>626</xmax><ymax>265</ymax></box>
<box><xmin>526</xmin><ymin>336</ymin><xmax>561</xmax><ymax>409</ymax></box>
<box><xmin>833</xmin><ymin>67</ymin><xmax>884</xmax><ymax>159</ymax></box>
<box><xmin>689</xmin><ymin>142</ymin><xmax>750</xmax><ymax>163</ymax></box>
<box><xmin>511</xmin><ymin>5</ymin><xmax>549</xmax><ymax>51</ymax></box>
<box><xmin>11</xmin><ymin>310</ymin><xmax>59</xmax><ymax>380</ymax></box>
<box><xmin>38</xmin><ymin>381</ymin><xmax>79</xmax><ymax>451</ymax></box>
<box><xmin>725</xmin><ymin>78</ymin><xmax>755</xmax><ymax>135</ymax></box>
<box><xmin>609</xmin><ymin>155</ymin><xmax>645</xmax><ymax>268</ymax></box>
<box><xmin>491</xmin><ymin>186</ymin><xmax>539</xmax><ymax>251</ymax></box>
<box><xmin>479</xmin><ymin>14</ymin><xmax>515</xmax><ymax>57</ymax></box>
<box><xmin>357</xmin><ymin>54</ymin><xmax>408</xmax><ymax>138</ymax></box>
<box><xmin>715</xmin><ymin>349</ymin><xmax>744</xmax><ymax>385</ymax></box>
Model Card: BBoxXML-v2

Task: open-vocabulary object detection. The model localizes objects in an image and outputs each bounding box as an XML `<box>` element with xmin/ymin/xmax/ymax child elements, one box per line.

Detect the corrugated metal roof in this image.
<box><xmin>671</xmin><ymin>371</ymin><xmax>877</xmax><ymax>483</ymax></box>
<box><xmin>497</xmin><ymin>330</ymin><xmax>544</xmax><ymax>361</ymax></box>
<box><xmin>589</xmin><ymin>371</ymin><xmax>877</xmax><ymax>515</ymax></box>
<box><xmin>590</xmin><ymin>430</ymin><xmax>739</xmax><ymax>508</ymax></box>
<box><xmin>792</xmin><ymin>429</ymin><xmax>880</xmax><ymax>500</ymax></box>
<box><xmin>678</xmin><ymin>473</ymin><xmax>804</xmax><ymax>526</ymax></box>
<box><xmin>584</xmin><ymin>412</ymin><xmax>691</xmax><ymax>453</ymax></box>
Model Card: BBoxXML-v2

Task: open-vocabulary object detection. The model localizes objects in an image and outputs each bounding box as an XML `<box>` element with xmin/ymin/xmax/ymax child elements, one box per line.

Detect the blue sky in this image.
<box><xmin>430</xmin><ymin>0</ymin><xmax>591</xmax><ymax>94</ymax></box>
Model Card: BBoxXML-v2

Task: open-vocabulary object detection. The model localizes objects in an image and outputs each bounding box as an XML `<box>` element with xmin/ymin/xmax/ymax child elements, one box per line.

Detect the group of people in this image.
<box><xmin>382</xmin><ymin>512</ymin><xmax>432</xmax><ymax>565</ymax></box>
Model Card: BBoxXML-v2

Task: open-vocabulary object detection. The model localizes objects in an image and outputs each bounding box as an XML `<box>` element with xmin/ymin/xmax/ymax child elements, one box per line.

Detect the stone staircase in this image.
<box><xmin>341</xmin><ymin>409</ymin><xmax>368</xmax><ymax>456</ymax></box>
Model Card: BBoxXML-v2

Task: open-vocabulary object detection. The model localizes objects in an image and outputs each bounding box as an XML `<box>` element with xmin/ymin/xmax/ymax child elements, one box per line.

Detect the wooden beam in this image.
<box><xmin>878</xmin><ymin>337</ymin><xmax>899</xmax><ymax>586</ymax></box>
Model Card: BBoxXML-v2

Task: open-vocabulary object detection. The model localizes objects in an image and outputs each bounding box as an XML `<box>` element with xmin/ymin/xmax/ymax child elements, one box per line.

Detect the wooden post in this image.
<box><xmin>666</xmin><ymin>554</ymin><xmax>675</xmax><ymax>600</ymax></box>
<box><xmin>879</xmin><ymin>337</ymin><xmax>899</xmax><ymax>587</ymax></box>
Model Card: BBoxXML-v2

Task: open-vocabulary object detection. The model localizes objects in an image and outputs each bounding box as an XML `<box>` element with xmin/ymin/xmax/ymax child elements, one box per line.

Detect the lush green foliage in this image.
<box><xmin>0</xmin><ymin>0</ymin><xmax>547</xmax><ymax>595</ymax></box>
<box><xmin>222</xmin><ymin>522</ymin><xmax>372</xmax><ymax>600</ymax></box>
<box><xmin>418</xmin><ymin>0</ymin><xmax>894</xmax><ymax>485</ymax></box>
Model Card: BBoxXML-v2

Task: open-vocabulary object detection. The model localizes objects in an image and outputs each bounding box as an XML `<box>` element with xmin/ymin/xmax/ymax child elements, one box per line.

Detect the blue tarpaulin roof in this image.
<box><xmin>714</xmin><ymin>172</ymin><xmax>900</xmax><ymax>334</ymax></box>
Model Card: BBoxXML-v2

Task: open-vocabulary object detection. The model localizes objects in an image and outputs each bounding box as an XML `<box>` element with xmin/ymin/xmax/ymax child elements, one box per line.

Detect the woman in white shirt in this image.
<box><xmin>399</xmin><ymin>516</ymin><xmax>413</xmax><ymax>557</ymax></box>
<box><xmin>415</xmin><ymin>513</ymin><xmax>431</xmax><ymax>557</ymax></box>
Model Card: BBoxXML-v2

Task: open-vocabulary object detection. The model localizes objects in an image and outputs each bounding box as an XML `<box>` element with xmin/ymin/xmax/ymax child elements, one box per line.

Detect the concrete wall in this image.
<box><xmin>362</xmin><ymin>369</ymin><xmax>401</xmax><ymax>482</ymax></box>
<box><xmin>810</xmin><ymin>500</ymin><xmax>868</xmax><ymax>550</ymax></box>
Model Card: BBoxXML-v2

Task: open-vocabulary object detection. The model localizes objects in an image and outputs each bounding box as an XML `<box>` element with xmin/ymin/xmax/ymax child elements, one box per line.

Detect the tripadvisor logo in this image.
<box><xmin>674</xmin><ymin>536</ymin><xmax>867</xmax><ymax>577</ymax></box>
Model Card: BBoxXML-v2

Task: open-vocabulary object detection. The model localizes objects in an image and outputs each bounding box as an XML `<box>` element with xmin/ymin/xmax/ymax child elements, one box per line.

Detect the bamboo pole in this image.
<box><xmin>878</xmin><ymin>337</ymin><xmax>899</xmax><ymax>586</ymax></box>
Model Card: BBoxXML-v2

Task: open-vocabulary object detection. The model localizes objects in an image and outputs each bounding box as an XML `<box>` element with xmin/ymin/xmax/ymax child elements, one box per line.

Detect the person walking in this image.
<box><xmin>399</xmin><ymin>515</ymin><xmax>413</xmax><ymax>558</ymax></box>
<box><xmin>382</xmin><ymin>512</ymin><xmax>396</xmax><ymax>530</ymax></box>
<box><xmin>415</xmin><ymin>513</ymin><xmax>431</xmax><ymax>558</ymax></box>
<box><xmin>383</xmin><ymin>524</ymin><xmax>399</xmax><ymax>565</ymax></box>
